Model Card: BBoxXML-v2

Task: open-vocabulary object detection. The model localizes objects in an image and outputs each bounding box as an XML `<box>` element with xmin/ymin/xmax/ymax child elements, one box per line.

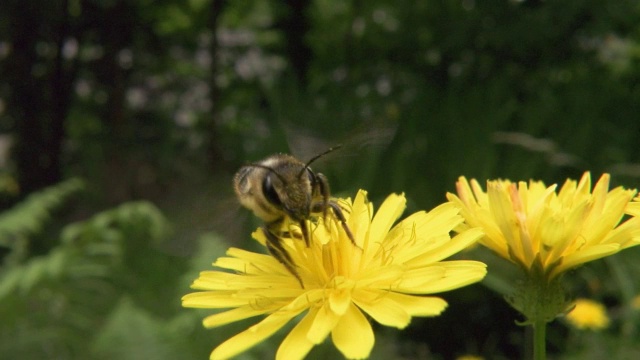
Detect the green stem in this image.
<box><xmin>533</xmin><ymin>320</ymin><xmax>547</xmax><ymax>360</ymax></box>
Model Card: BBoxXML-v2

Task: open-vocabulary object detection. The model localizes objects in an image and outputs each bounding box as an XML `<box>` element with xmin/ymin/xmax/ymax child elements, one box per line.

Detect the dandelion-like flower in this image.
<box><xmin>456</xmin><ymin>355</ymin><xmax>485</xmax><ymax>360</ymax></box>
<box><xmin>182</xmin><ymin>190</ymin><xmax>487</xmax><ymax>360</ymax></box>
<box><xmin>565</xmin><ymin>298</ymin><xmax>610</xmax><ymax>330</ymax></box>
<box><xmin>632</xmin><ymin>295</ymin><xmax>640</xmax><ymax>310</ymax></box>
<box><xmin>447</xmin><ymin>172</ymin><xmax>640</xmax><ymax>280</ymax></box>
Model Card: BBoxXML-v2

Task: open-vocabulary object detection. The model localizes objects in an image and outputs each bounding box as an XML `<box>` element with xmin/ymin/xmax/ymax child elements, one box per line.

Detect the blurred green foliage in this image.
<box><xmin>1</xmin><ymin>0</ymin><xmax>640</xmax><ymax>358</ymax></box>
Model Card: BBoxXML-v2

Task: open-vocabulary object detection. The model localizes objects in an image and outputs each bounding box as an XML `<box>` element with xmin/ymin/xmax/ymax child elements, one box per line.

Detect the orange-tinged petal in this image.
<box><xmin>488</xmin><ymin>182</ymin><xmax>524</xmax><ymax>261</ymax></box>
<box><xmin>453</xmin><ymin>176</ymin><xmax>474</xmax><ymax>206</ymax></box>
<box><xmin>453</xmin><ymin>174</ymin><xmax>640</xmax><ymax>281</ymax></box>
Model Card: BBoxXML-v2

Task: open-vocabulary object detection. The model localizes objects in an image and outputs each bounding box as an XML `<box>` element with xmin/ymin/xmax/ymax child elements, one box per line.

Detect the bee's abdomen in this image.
<box><xmin>233</xmin><ymin>167</ymin><xmax>282</xmax><ymax>222</ymax></box>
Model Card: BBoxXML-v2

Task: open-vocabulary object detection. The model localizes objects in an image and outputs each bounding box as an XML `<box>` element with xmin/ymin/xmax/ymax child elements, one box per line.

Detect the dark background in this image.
<box><xmin>1</xmin><ymin>1</ymin><xmax>639</xmax><ymax>359</ymax></box>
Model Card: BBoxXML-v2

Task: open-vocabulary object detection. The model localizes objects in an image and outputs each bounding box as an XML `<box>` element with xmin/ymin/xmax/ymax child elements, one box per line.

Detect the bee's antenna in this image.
<box><xmin>251</xmin><ymin>164</ymin><xmax>287</xmax><ymax>184</ymax></box>
<box><xmin>299</xmin><ymin>145</ymin><xmax>342</xmax><ymax>177</ymax></box>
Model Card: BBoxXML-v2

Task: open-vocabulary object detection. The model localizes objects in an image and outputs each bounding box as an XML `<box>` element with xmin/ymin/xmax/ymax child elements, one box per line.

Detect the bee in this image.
<box><xmin>233</xmin><ymin>147</ymin><xmax>356</xmax><ymax>286</ymax></box>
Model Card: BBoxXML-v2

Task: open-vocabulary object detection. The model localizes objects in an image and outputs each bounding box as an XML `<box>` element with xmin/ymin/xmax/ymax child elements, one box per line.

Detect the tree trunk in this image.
<box><xmin>4</xmin><ymin>1</ymin><xmax>73</xmax><ymax>195</ymax></box>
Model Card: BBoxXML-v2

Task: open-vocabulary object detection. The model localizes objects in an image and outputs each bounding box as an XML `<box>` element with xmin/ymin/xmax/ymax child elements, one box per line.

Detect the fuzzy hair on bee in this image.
<box><xmin>233</xmin><ymin>148</ymin><xmax>356</xmax><ymax>286</ymax></box>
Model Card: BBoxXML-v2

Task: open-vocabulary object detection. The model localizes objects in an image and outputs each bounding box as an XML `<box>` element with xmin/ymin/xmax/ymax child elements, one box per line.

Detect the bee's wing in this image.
<box><xmin>284</xmin><ymin>122</ymin><xmax>398</xmax><ymax>165</ymax></box>
<box><xmin>492</xmin><ymin>131</ymin><xmax>582</xmax><ymax>168</ymax></box>
<box><xmin>168</xmin><ymin>178</ymin><xmax>251</xmax><ymax>250</ymax></box>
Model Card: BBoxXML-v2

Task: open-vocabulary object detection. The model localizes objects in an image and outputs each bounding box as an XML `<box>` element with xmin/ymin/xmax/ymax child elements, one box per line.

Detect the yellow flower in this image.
<box><xmin>183</xmin><ymin>190</ymin><xmax>487</xmax><ymax>360</ymax></box>
<box><xmin>632</xmin><ymin>295</ymin><xmax>640</xmax><ymax>310</ymax></box>
<box><xmin>456</xmin><ymin>355</ymin><xmax>484</xmax><ymax>360</ymax></box>
<box><xmin>447</xmin><ymin>172</ymin><xmax>640</xmax><ymax>280</ymax></box>
<box><xmin>565</xmin><ymin>298</ymin><xmax>610</xmax><ymax>330</ymax></box>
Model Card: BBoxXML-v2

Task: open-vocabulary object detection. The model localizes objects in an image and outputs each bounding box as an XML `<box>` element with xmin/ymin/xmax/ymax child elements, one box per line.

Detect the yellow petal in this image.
<box><xmin>182</xmin><ymin>292</ymin><xmax>249</xmax><ymax>308</ymax></box>
<box><xmin>385</xmin><ymin>293</ymin><xmax>448</xmax><ymax>317</ymax></box>
<box><xmin>368</xmin><ymin>193</ymin><xmax>406</xmax><ymax>245</ymax></box>
<box><xmin>189</xmin><ymin>272</ymin><xmax>232</xmax><ymax>290</ymax></box>
<box><xmin>626</xmin><ymin>197</ymin><xmax>640</xmax><ymax>216</ymax></box>
<box><xmin>203</xmin><ymin>306</ymin><xmax>272</xmax><ymax>328</ymax></box>
<box><xmin>251</xmin><ymin>228</ymin><xmax>267</xmax><ymax>246</ymax></box>
<box><xmin>192</xmin><ymin>271</ymin><xmax>300</xmax><ymax>291</ymax></box>
<box><xmin>352</xmin><ymin>291</ymin><xmax>447</xmax><ymax>328</ymax></box>
<box><xmin>329</xmin><ymin>288</ymin><xmax>352</xmax><ymax>315</ymax></box>
<box><xmin>216</xmin><ymin>248</ymin><xmax>282</xmax><ymax>274</ymax></box>
<box><xmin>399</xmin><ymin>202</ymin><xmax>462</xmax><ymax>238</ymax></box>
<box><xmin>331</xmin><ymin>304</ymin><xmax>374</xmax><ymax>359</ymax></box>
<box><xmin>276</xmin><ymin>309</ymin><xmax>318</xmax><ymax>360</ymax></box>
<box><xmin>544</xmin><ymin>200</ymin><xmax>590</xmax><ymax>261</ymax></box>
<box><xmin>420</xmin><ymin>202</ymin><xmax>464</xmax><ymax>230</ymax></box>
<box><xmin>576</xmin><ymin>172</ymin><xmax>593</xmax><ymax>197</ymax></box>
<box><xmin>352</xmin><ymin>289</ymin><xmax>411</xmax><ymax>328</ymax></box>
<box><xmin>356</xmin><ymin>265</ymin><xmax>404</xmax><ymax>288</ymax></box>
<box><xmin>307</xmin><ymin>302</ymin><xmax>341</xmax><ymax>344</ymax></box>
<box><xmin>348</xmin><ymin>190</ymin><xmax>372</xmax><ymax>248</ymax></box>
<box><xmin>592</xmin><ymin>173</ymin><xmax>610</xmax><ymax>203</ymax></box>
<box><xmin>451</xmin><ymin>176</ymin><xmax>475</xmax><ymax>206</ymax></box>
<box><xmin>537</xmin><ymin>212</ymin><xmax>567</xmax><ymax>249</ymax></box>
<box><xmin>583</xmin><ymin>188</ymin><xmax>633</xmax><ymax>245</ymax></box>
<box><xmin>487</xmin><ymin>182</ymin><xmax>522</xmax><ymax>260</ymax></box>
<box><xmin>404</xmin><ymin>227</ymin><xmax>484</xmax><ymax>267</ymax></box>
<box><xmin>397</xmin><ymin>261</ymin><xmax>487</xmax><ymax>294</ymax></box>
<box><xmin>474</xmin><ymin>210</ymin><xmax>510</xmax><ymax>256</ymax></box>
<box><xmin>392</xmin><ymin>265</ymin><xmax>446</xmax><ymax>290</ymax></box>
<box><xmin>210</xmin><ymin>309</ymin><xmax>303</xmax><ymax>360</ymax></box>
<box><xmin>604</xmin><ymin>217</ymin><xmax>640</xmax><ymax>248</ymax></box>
<box><xmin>553</xmin><ymin>244</ymin><xmax>620</xmax><ymax>278</ymax></box>
<box><xmin>449</xmin><ymin>180</ymin><xmax>510</xmax><ymax>257</ymax></box>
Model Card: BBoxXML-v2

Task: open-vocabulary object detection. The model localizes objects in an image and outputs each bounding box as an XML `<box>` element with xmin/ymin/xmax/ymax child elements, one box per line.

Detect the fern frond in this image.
<box><xmin>61</xmin><ymin>200</ymin><xmax>169</xmax><ymax>251</ymax></box>
<box><xmin>0</xmin><ymin>200</ymin><xmax>171</xmax><ymax>359</ymax></box>
<box><xmin>0</xmin><ymin>178</ymin><xmax>84</xmax><ymax>266</ymax></box>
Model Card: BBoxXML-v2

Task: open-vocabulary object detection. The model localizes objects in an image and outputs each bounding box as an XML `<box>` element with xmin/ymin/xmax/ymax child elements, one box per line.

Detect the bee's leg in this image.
<box><xmin>328</xmin><ymin>202</ymin><xmax>358</xmax><ymax>247</ymax></box>
<box><xmin>299</xmin><ymin>219</ymin><xmax>310</xmax><ymax>247</ymax></box>
<box><xmin>262</xmin><ymin>226</ymin><xmax>304</xmax><ymax>288</ymax></box>
<box><xmin>312</xmin><ymin>200</ymin><xmax>358</xmax><ymax>248</ymax></box>
<box><xmin>315</xmin><ymin>173</ymin><xmax>330</xmax><ymax>219</ymax></box>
